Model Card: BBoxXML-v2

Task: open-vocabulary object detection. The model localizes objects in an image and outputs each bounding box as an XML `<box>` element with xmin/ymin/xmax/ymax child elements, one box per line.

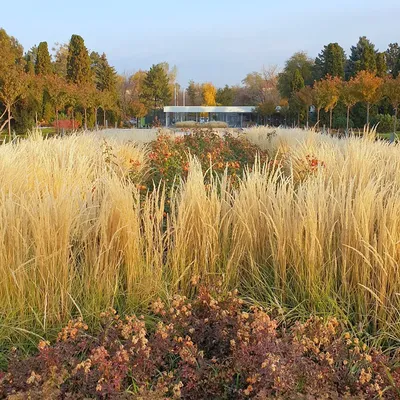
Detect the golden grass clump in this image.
<box><xmin>1</xmin><ymin>128</ymin><xmax>400</xmax><ymax>347</ymax></box>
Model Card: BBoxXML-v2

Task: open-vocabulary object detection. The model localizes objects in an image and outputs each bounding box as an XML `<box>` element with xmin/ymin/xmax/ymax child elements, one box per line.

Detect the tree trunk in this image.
<box><xmin>84</xmin><ymin>108</ymin><xmax>87</xmax><ymax>130</ymax></box>
<box><xmin>94</xmin><ymin>107</ymin><xmax>98</xmax><ymax>129</ymax></box>
<box><xmin>56</xmin><ymin>107</ymin><xmax>59</xmax><ymax>135</ymax></box>
<box><xmin>346</xmin><ymin>106</ymin><xmax>350</xmax><ymax>134</ymax></box>
<box><xmin>317</xmin><ymin>108</ymin><xmax>320</xmax><ymax>129</ymax></box>
<box><xmin>8</xmin><ymin>107</ymin><xmax>11</xmax><ymax>142</ymax></box>
<box><xmin>103</xmin><ymin>108</ymin><xmax>106</xmax><ymax>127</ymax></box>
<box><xmin>392</xmin><ymin>107</ymin><xmax>398</xmax><ymax>143</ymax></box>
<box><xmin>366</xmin><ymin>103</ymin><xmax>370</xmax><ymax>126</ymax></box>
<box><xmin>297</xmin><ymin>112</ymin><xmax>300</xmax><ymax>127</ymax></box>
<box><xmin>72</xmin><ymin>109</ymin><xmax>75</xmax><ymax>130</ymax></box>
<box><xmin>306</xmin><ymin>107</ymin><xmax>309</xmax><ymax>129</ymax></box>
<box><xmin>329</xmin><ymin>108</ymin><xmax>333</xmax><ymax>130</ymax></box>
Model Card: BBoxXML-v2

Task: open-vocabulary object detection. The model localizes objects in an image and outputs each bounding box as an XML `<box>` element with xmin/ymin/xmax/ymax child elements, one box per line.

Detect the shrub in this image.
<box><xmin>1</xmin><ymin>288</ymin><xmax>399</xmax><ymax>399</ymax></box>
<box><xmin>175</xmin><ymin>121</ymin><xmax>229</xmax><ymax>128</ymax></box>
<box><xmin>371</xmin><ymin>114</ymin><xmax>396</xmax><ymax>133</ymax></box>
<box><xmin>147</xmin><ymin>129</ymin><xmax>268</xmax><ymax>194</ymax></box>
<box><xmin>52</xmin><ymin>119</ymin><xmax>82</xmax><ymax>130</ymax></box>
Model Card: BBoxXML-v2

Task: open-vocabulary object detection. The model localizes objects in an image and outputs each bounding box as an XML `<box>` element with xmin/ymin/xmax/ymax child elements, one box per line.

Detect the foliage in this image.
<box><xmin>347</xmin><ymin>36</ymin><xmax>378</xmax><ymax>78</ymax></box>
<box><xmin>376</xmin><ymin>52</ymin><xmax>387</xmax><ymax>77</ymax></box>
<box><xmin>52</xmin><ymin>42</ymin><xmax>68</xmax><ymax>76</ymax></box>
<box><xmin>66</xmin><ymin>35</ymin><xmax>92</xmax><ymax>85</ymax></box>
<box><xmin>140</xmin><ymin>64</ymin><xmax>172</xmax><ymax>110</ymax></box>
<box><xmin>91</xmin><ymin>52</ymin><xmax>117</xmax><ymax>92</ymax></box>
<box><xmin>353</xmin><ymin>71</ymin><xmax>383</xmax><ymax>124</ymax></box>
<box><xmin>386</xmin><ymin>43</ymin><xmax>400</xmax><ymax>77</ymax></box>
<box><xmin>202</xmin><ymin>82</ymin><xmax>217</xmax><ymax>106</ymax></box>
<box><xmin>314</xmin><ymin>42</ymin><xmax>346</xmax><ymax>80</ymax></box>
<box><xmin>216</xmin><ymin>85</ymin><xmax>234</xmax><ymax>106</ymax></box>
<box><xmin>371</xmin><ymin>113</ymin><xmax>397</xmax><ymax>132</ymax></box>
<box><xmin>1</xmin><ymin>287</ymin><xmax>400</xmax><ymax>399</ymax></box>
<box><xmin>147</xmin><ymin>129</ymin><xmax>267</xmax><ymax>193</ymax></box>
<box><xmin>278</xmin><ymin>52</ymin><xmax>314</xmax><ymax>98</ymax></box>
<box><xmin>186</xmin><ymin>80</ymin><xmax>202</xmax><ymax>106</ymax></box>
<box><xmin>35</xmin><ymin>42</ymin><xmax>52</xmax><ymax>75</ymax></box>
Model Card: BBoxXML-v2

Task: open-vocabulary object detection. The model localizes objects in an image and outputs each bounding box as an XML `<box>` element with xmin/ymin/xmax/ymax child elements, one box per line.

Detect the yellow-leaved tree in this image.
<box><xmin>202</xmin><ymin>83</ymin><xmax>217</xmax><ymax>106</ymax></box>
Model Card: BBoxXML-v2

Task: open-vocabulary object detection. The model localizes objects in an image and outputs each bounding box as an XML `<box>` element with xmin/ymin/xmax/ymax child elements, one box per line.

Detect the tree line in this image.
<box><xmin>0</xmin><ymin>28</ymin><xmax>175</xmax><ymax>137</ymax></box>
<box><xmin>1</xmin><ymin>29</ymin><xmax>400</xmax><ymax>135</ymax></box>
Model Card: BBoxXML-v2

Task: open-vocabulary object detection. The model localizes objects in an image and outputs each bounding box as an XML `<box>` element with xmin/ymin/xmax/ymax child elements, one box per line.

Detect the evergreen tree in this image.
<box><xmin>35</xmin><ymin>42</ymin><xmax>52</xmax><ymax>75</ymax></box>
<box><xmin>347</xmin><ymin>36</ymin><xmax>377</xmax><ymax>78</ymax></box>
<box><xmin>66</xmin><ymin>35</ymin><xmax>92</xmax><ymax>85</ymax></box>
<box><xmin>278</xmin><ymin>52</ymin><xmax>313</xmax><ymax>98</ymax></box>
<box><xmin>376</xmin><ymin>52</ymin><xmax>387</xmax><ymax>77</ymax></box>
<box><xmin>216</xmin><ymin>85</ymin><xmax>234</xmax><ymax>106</ymax></box>
<box><xmin>314</xmin><ymin>43</ymin><xmax>346</xmax><ymax>80</ymax></box>
<box><xmin>24</xmin><ymin>46</ymin><xmax>38</xmax><ymax>74</ymax></box>
<box><xmin>91</xmin><ymin>52</ymin><xmax>117</xmax><ymax>92</ymax></box>
<box><xmin>386</xmin><ymin>43</ymin><xmax>400</xmax><ymax>76</ymax></box>
<box><xmin>140</xmin><ymin>64</ymin><xmax>172</xmax><ymax>110</ymax></box>
<box><xmin>186</xmin><ymin>80</ymin><xmax>202</xmax><ymax>106</ymax></box>
<box><xmin>291</xmin><ymin>69</ymin><xmax>305</xmax><ymax>93</ymax></box>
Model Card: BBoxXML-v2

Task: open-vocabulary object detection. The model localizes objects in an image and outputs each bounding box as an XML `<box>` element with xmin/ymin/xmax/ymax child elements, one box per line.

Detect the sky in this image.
<box><xmin>1</xmin><ymin>0</ymin><xmax>400</xmax><ymax>87</ymax></box>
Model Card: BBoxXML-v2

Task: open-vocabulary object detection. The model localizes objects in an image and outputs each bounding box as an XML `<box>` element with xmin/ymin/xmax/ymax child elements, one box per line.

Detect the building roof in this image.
<box><xmin>164</xmin><ymin>106</ymin><xmax>255</xmax><ymax>113</ymax></box>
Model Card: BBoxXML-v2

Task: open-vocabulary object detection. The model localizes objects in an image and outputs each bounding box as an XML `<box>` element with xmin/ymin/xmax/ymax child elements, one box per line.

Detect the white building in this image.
<box><xmin>164</xmin><ymin>106</ymin><xmax>255</xmax><ymax>127</ymax></box>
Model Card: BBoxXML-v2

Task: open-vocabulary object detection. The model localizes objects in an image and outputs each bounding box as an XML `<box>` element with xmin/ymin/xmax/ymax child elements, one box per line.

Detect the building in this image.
<box><xmin>164</xmin><ymin>106</ymin><xmax>255</xmax><ymax>128</ymax></box>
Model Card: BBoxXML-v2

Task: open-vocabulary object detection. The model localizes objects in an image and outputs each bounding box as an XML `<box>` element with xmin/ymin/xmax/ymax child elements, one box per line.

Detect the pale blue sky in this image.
<box><xmin>1</xmin><ymin>0</ymin><xmax>399</xmax><ymax>86</ymax></box>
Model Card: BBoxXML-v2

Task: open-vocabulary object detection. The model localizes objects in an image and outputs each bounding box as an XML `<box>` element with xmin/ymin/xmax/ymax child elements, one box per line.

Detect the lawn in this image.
<box><xmin>1</xmin><ymin>127</ymin><xmax>400</xmax><ymax>398</ymax></box>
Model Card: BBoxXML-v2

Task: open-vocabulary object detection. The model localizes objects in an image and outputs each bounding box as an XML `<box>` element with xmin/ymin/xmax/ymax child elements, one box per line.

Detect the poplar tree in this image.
<box><xmin>66</xmin><ymin>35</ymin><xmax>92</xmax><ymax>85</ymax></box>
<box><xmin>35</xmin><ymin>42</ymin><xmax>52</xmax><ymax>75</ymax></box>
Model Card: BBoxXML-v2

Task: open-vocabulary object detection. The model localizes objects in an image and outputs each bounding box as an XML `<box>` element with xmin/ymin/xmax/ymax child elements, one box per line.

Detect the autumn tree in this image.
<box><xmin>140</xmin><ymin>64</ymin><xmax>171</xmax><ymax>111</ymax></box>
<box><xmin>130</xmin><ymin>101</ymin><xmax>147</xmax><ymax>127</ymax></box>
<box><xmin>353</xmin><ymin>71</ymin><xmax>383</xmax><ymax>125</ymax></box>
<box><xmin>66</xmin><ymin>35</ymin><xmax>92</xmax><ymax>85</ymax></box>
<box><xmin>295</xmin><ymin>86</ymin><xmax>314</xmax><ymax>127</ymax></box>
<box><xmin>340</xmin><ymin>78</ymin><xmax>359</xmax><ymax>131</ymax></box>
<box><xmin>383</xmin><ymin>76</ymin><xmax>400</xmax><ymax>141</ymax></box>
<box><xmin>0</xmin><ymin>68</ymin><xmax>27</xmax><ymax>139</ymax></box>
<box><xmin>0</xmin><ymin>28</ymin><xmax>24</xmax><ymax>72</ymax></box>
<box><xmin>52</xmin><ymin>42</ymin><xmax>68</xmax><ymax>76</ymax></box>
<box><xmin>314</xmin><ymin>43</ymin><xmax>346</xmax><ymax>80</ymax></box>
<box><xmin>317</xmin><ymin>75</ymin><xmax>341</xmax><ymax>129</ymax></box>
<box><xmin>35</xmin><ymin>42</ymin><xmax>52</xmax><ymax>75</ymax></box>
<box><xmin>312</xmin><ymin>81</ymin><xmax>325</xmax><ymax>129</ymax></box>
<box><xmin>77</xmin><ymin>83</ymin><xmax>96</xmax><ymax>129</ymax></box>
<box><xmin>242</xmin><ymin>66</ymin><xmax>278</xmax><ymax>104</ymax></box>
<box><xmin>0</xmin><ymin>29</ymin><xmax>26</xmax><ymax>138</ymax></box>
<box><xmin>97</xmin><ymin>90</ymin><xmax>116</xmax><ymax>127</ymax></box>
<box><xmin>202</xmin><ymin>83</ymin><xmax>217</xmax><ymax>106</ymax></box>
<box><xmin>45</xmin><ymin>74</ymin><xmax>70</xmax><ymax>134</ymax></box>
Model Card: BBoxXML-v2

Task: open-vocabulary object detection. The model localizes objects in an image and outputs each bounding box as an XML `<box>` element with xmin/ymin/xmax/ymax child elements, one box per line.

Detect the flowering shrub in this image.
<box><xmin>52</xmin><ymin>119</ymin><xmax>81</xmax><ymax>130</ymax></box>
<box><xmin>1</xmin><ymin>288</ymin><xmax>399</xmax><ymax>399</ymax></box>
<box><xmin>147</xmin><ymin>129</ymin><xmax>269</xmax><ymax>192</ymax></box>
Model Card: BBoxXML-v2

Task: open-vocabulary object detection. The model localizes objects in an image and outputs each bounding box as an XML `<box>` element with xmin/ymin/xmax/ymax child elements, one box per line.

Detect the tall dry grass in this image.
<box><xmin>1</xmin><ymin>128</ymin><xmax>400</xmax><ymax>349</ymax></box>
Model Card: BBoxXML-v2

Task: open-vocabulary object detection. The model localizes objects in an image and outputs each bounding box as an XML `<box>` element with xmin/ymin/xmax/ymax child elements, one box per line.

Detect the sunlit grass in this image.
<box><xmin>1</xmin><ymin>127</ymin><xmax>400</xmax><ymax>352</ymax></box>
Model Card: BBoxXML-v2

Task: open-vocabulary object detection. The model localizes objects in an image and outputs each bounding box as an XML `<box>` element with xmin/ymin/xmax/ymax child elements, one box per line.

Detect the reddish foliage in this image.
<box><xmin>52</xmin><ymin>119</ymin><xmax>81</xmax><ymax>129</ymax></box>
<box><xmin>1</xmin><ymin>288</ymin><xmax>400</xmax><ymax>399</ymax></box>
